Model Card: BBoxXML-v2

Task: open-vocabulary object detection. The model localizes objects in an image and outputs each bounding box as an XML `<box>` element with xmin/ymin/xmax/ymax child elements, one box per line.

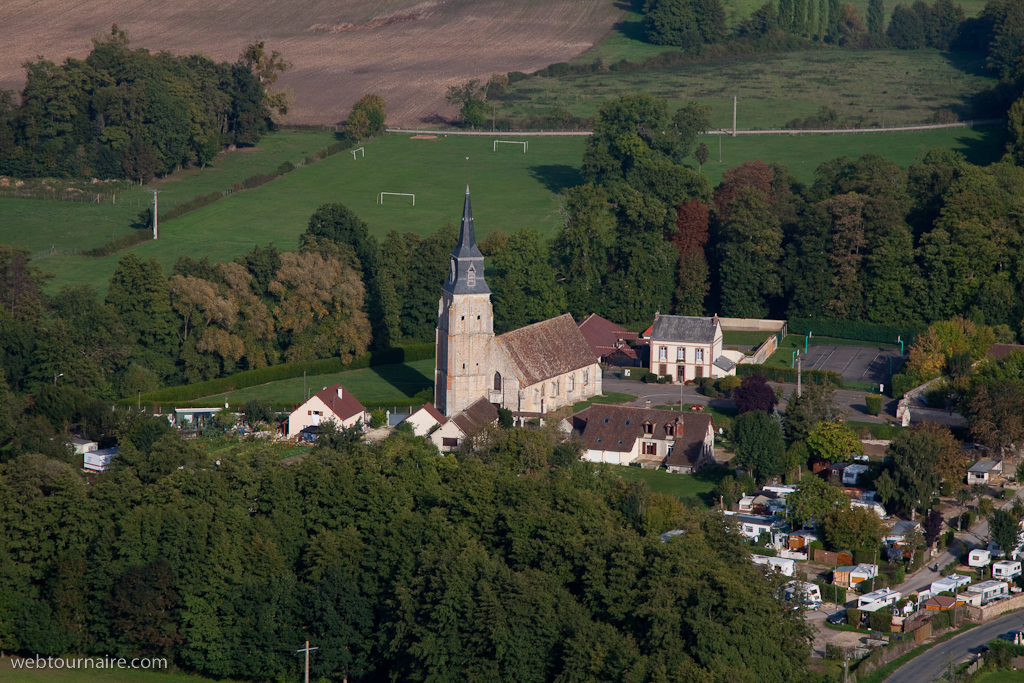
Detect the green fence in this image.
<box><xmin>787</xmin><ymin>318</ymin><xmax>923</xmax><ymax>347</ymax></box>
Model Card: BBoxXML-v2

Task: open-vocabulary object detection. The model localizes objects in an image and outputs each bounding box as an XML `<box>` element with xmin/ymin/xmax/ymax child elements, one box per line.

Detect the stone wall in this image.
<box><xmin>971</xmin><ymin>593</ymin><xmax>1024</xmax><ymax>622</ymax></box>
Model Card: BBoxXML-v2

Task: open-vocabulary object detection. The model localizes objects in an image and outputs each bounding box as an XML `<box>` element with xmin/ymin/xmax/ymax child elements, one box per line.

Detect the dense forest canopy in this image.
<box><xmin>0</xmin><ymin>26</ymin><xmax>284</xmax><ymax>181</ymax></box>
<box><xmin>0</xmin><ymin>426</ymin><xmax>814</xmax><ymax>682</ymax></box>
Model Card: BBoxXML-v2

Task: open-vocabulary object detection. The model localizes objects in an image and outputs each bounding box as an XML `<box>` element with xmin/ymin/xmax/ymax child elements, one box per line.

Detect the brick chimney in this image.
<box><xmin>654</xmin><ymin>310</ymin><xmax>660</xmax><ymax>321</ymax></box>
<box><xmin>645</xmin><ymin>399</ymin><xmax>651</xmax><ymax>409</ymax></box>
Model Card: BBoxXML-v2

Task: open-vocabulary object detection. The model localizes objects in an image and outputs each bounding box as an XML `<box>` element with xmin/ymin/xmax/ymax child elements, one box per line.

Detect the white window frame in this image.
<box><xmin>659</xmin><ymin>346</ymin><xmax>667</xmax><ymax>361</ymax></box>
<box><xmin>696</xmin><ymin>348</ymin><xmax>704</xmax><ymax>363</ymax></box>
<box><xmin>677</xmin><ymin>347</ymin><xmax>685</xmax><ymax>362</ymax></box>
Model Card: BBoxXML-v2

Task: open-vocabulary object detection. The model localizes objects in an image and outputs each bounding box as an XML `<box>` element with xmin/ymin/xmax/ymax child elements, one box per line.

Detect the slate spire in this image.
<box><xmin>453</xmin><ymin>185</ymin><xmax>483</xmax><ymax>258</ymax></box>
<box><xmin>443</xmin><ymin>186</ymin><xmax>489</xmax><ymax>294</ymax></box>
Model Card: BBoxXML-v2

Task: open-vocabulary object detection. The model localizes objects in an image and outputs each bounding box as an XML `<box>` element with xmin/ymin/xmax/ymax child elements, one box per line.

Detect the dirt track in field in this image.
<box><xmin>0</xmin><ymin>0</ymin><xmax>621</xmax><ymax>126</ymax></box>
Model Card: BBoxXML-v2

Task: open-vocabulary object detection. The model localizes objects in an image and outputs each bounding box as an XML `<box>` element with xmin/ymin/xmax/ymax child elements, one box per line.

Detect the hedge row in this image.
<box><xmin>133</xmin><ymin>343</ymin><xmax>436</xmax><ymax>404</ymax></box>
<box><xmin>788</xmin><ymin>317</ymin><xmax>924</xmax><ymax>347</ymax></box>
<box><xmin>736</xmin><ymin>364</ymin><xmax>843</xmax><ymax>388</ymax></box>
<box><xmin>161</xmin><ymin>190</ymin><xmax>223</xmax><ymax>223</ymax></box>
<box><xmin>81</xmin><ymin>229</ymin><xmax>152</xmax><ymax>257</ymax></box>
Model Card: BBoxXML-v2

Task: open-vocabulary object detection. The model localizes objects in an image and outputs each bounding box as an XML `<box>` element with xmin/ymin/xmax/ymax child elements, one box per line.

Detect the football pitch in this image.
<box><xmin>12</xmin><ymin>125</ymin><xmax>1006</xmax><ymax>295</ymax></box>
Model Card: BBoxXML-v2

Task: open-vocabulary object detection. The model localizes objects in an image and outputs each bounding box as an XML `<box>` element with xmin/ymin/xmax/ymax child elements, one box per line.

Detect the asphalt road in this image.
<box><xmin>883</xmin><ymin>610</ymin><xmax>1024</xmax><ymax>683</ymax></box>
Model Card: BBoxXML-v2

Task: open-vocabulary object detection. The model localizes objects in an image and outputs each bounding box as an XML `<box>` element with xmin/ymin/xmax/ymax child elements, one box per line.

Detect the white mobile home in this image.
<box><xmin>969</xmin><ymin>549</ymin><xmax>992</xmax><ymax>567</ymax></box>
<box><xmin>751</xmin><ymin>555</ymin><xmax>795</xmax><ymax>577</ymax></box>
<box><xmin>966</xmin><ymin>580</ymin><xmax>1009</xmax><ymax>605</ymax></box>
<box><xmin>858</xmin><ymin>588</ymin><xmax>901</xmax><ymax>612</ymax></box>
<box><xmin>930</xmin><ymin>574</ymin><xmax>972</xmax><ymax>595</ymax></box>
<box><xmin>992</xmin><ymin>560</ymin><xmax>1022</xmax><ymax>581</ymax></box>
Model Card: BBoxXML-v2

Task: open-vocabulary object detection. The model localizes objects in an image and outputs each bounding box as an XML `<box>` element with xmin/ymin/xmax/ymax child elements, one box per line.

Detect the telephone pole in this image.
<box><xmin>732</xmin><ymin>96</ymin><xmax>737</xmax><ymax>137</ymax></box>
<box><xmin>148</xmin><ymin>190</ymin><xmax>162</xmax><ymax>239</ymax></box>
<box><xmin>297</xmin><ymin>641</ymin><xmax>318</xmax><ymax>683</ymax></box>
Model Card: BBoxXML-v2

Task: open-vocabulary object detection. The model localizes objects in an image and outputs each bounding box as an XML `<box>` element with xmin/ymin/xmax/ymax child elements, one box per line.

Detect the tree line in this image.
<box><xmin>0</xmin><ymin>26</ymin><xmax>286</xmax><ymax>181</ymax></box>
<box><xmin>0</xmin><ymin>417</ymin><xmax>817</xmax><ymax>682</ymax></box>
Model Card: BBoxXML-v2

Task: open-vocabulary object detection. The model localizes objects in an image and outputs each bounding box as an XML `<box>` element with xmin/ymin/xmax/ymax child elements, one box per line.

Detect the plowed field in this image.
<box><xmin>0</xmin><ymin>0</ymin><xmax>621</xmax><ymax>126</ymax></box>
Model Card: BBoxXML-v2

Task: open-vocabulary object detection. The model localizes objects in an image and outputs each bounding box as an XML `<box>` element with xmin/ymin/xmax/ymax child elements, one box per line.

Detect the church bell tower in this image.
<box><xmin>435</xmin><ymin>187</ymin><xmax>494</xmax><ymax>416</ymax></box>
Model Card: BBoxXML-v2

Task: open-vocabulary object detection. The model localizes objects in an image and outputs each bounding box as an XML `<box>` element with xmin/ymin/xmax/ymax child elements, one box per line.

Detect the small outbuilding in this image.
<box><xmin>71</xmin><ymin>437</ymin><xmax>98</xmax><ymax>455</ymax></box>
<box><xmin>430</xmin><ymin>397</ymin><xmax>499</xmax><ymax>452</ymax></box>
<box><xmin>968</xmin><ymin>459</ymin><xmax>1003</xmax><ymax>485</ymax></box>
<box><xmin>83</xmin><ymin>447</ymin><xmax>118</xmax><ymax>472</ymax></box>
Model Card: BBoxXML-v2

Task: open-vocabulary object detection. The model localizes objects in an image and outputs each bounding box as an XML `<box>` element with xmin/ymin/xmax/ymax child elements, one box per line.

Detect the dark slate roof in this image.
<box><xmin>968</xmin><ymin>458</ymin><xmax>1002</xmax><ymax>473</ymax></box>
<box><xmin>649</xmin><ymin>315</ymin><xmax>719</xmax><ymax>344</ymax></box>
<box><xmin>573</xmin><ymin>405</ymin><xmax>712</xmax><ymax>459</ymax></box>
<box><xmin>451</xmin><ymin>397</ymin><xmax>499</xmax><ymax>434</ymax></box>
<box><xmin>577</xmin><ymin>314</ymin><xmax>639</xmax><ymax>358</ymax></box>
<box><xmin>313</xmin><ymin>383</ymin><xmax>366</xmax><ymax>421</ymax></box>
<box><xmin>443</xmin><ymin>187</ymin><xmax>490</xmax><ymax>295</ymax></box>
<box><xmin>496</xmin><ymin>313</ymin><xmax>596</xmax><ymax>386</ymax></box>
<box><xmin>713</xmin><ymin>355</ymin><xmax>737</xmax><ymax>372</ymax></box>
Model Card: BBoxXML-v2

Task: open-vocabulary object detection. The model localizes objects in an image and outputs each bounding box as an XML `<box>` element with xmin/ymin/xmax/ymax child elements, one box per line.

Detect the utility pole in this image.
<box><xmin>718</xmin><ymin>133</ymin><xmax>722</xmax><ymax>162</ymax></box>
<box><xmin>296</xmin><ymin>641</ymin><xmax>318</xmax><ymax>683</ymax></box>
<box><xmin>732</xmin><ymin>96</ymin><xmax>737</xmax><ymax>137</ymax></box>
<box><xmin>148</xmin><ymin>190</ymin><xmax>162</xmax><ymax>239</ymax></box>
<box><xmin>797</xmin><ymin>356</ymin><xmax>802</xmax><ymax>398</ymax></box>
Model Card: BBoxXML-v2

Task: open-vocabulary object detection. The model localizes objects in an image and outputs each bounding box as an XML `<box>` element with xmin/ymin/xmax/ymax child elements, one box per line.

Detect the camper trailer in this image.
<box><xmin>857</xmin><ymin>588</ymin><xmax>901</xmax><ymax>613</ymax></box>
<box><xmin>751</xmin><ymin>555</ymin><xmax>795</xmax><ymax>577</ymax></box>
<box><xmin>992</xmin><ymin>560</ymin><xmax>1022</xmax><ymax>581</ymax></box>
<box><xmin>784</xmin><ymin>581</ymin><xmax>822</xmax><ymax>609</ymax></box>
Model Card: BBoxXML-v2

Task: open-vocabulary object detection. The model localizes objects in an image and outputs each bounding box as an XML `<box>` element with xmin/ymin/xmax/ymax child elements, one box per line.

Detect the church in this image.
<box><xmin>434</xmin><ymin>188</ymin><xmax>602</xmax><ymax>417</ymax></box>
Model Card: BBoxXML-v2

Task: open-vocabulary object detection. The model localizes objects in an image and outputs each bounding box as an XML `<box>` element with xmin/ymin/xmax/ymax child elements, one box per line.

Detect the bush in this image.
<box><xmin>869</xmin><ymin>610</ymin><xmax>891</xmax><ymax>632</ymax></box>
<box><xmin>718</xmin><ymin>375</ymin><xmax>742</xmax><ymax>396</ymax></box>
<box><xmin>657</xmin><ymin>375</ymin><xmax>671</xmax><ymax>384</ymax></box>
<box><xmin>736</xmin><ymin>364</ymin><xmax>843</xmax><ymax>388</ymax></box>
<box><xmin>846</xmin><ymin>608</ymin><xmax>861</xmax><ymax>626</ymax></box>
<box><xmin>854</xmin><ymin>547</ymin><xmax>876</xmax><ymax>566</ymax></box>
<box><xmin>825</xmin><ymin>643</ymin><xmax>844</xmax><ymax>660</ymax></box>
<box><xmin>82</xmin><ymin>229</ymin><xmax>152</xmax><ymax>257</ymax></box>
<box><xmin>369</xmin><ymin>409</ymin><xmax>386</xmax><ymax>428</ymax></box>
<box><xmin>241</xmin><ymin>171</ymin><xmax>279</xmax><ymax>189</ymax></box>
<box><xmin>809</xmin><ymin>540</ymin><xmax>824</xmax><ymax>552</ymax></box>
<box><xmin>891</xmin><ymin>371</ymin><xmax>921</xmax><ymax>399</ymax></box>
<box><xmin>944</xmin><ymin>529</ymin><xmax>955</xmax><ymax>547</ymax></box>
<box><xmin>819</xmin><ymin>583</ymin><xmax>847</xmax><ymax>604</ymax></box>
<box><xmin>939</xmin><ymin>480</ymin><xmax>955</xmax><ymax>496</ymax></box>
<box><xmin>930</xmin><ymin>609</ymin><xmax>951</xmax><ymax>630</ymax></box>
<box><xmin>788</xmin><ymin>318</ymin><xmax>924</xmax><ymax>346</ymax></box>
<box><xmin>865</xmin><ymin>394</ymin><xmax>882</xmax><ymax>416</ymax></box>
<box><xmin>703</xmin><ymin>384</ymin><xmax>720</xmax><ymax>398</ymax></box>
<box><xmin>276</xmin><ymin>161</ymin><xmax>295</xmax><ymax>174</ymax></box>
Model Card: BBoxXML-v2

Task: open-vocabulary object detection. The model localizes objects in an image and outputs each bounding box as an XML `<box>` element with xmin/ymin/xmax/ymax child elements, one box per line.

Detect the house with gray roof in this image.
<box><xmin>968</xmin><ymin>458</ymin><xmax>1003</xmax><ymax>484</ymax></box>
<box><xmin>648</xmin><ymin>313</ymin><xmax>732</xmax><ymax>382</ymax></box>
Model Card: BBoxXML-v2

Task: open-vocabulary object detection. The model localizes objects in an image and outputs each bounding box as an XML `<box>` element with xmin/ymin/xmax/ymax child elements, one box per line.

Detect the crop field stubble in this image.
<box><xmin>0</xmin><ymin>0</ymin><xmax>621</xmax><ymax>126</ymax></box>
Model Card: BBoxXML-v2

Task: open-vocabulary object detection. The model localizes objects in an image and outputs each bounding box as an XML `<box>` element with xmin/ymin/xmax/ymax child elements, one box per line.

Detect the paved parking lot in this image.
<box><xmin>801</xmin><ymin>345</ymin><xmax>904</xmax><ymax>384</ymax></box>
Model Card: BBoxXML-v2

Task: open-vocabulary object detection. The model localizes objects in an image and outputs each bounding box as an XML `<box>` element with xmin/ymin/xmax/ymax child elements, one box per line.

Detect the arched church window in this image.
<box><xmin>568</xmin><ymin>374</ymin><xmax>575</xmax><ymax>391</ymax></box>
<box><xmin>467</xmin><ymin>264</ymin><xmax>476</xmax><ymax>287</ymax></box>
<box><xmin>583</xmin><ymin>369</ymin><xmax>589</xmax><ymax>385</ymax></box>
<box><xmin>494</xmin><ymin>372</ymin><xmax>502</xmax><ymax>391</ymax></box>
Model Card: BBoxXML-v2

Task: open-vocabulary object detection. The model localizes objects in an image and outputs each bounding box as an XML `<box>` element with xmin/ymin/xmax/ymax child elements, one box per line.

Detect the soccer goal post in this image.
<box><xmin>494</xmin><ymin>140</ymin><xmax>528</xmax><ymax>153</ymax></box>
<box><xmin>351</xmin><ymin>147</ymin><xmax>365</xmax><ymax>159</ymax></box>
<box><xmin>378</xmin><ymin>192</ymin><xmax>415</xmax><ymax>206</ymax></box>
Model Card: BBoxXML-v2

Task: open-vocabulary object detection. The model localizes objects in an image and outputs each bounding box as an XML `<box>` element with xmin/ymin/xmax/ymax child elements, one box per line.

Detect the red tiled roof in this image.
<box><xmin>988</xmin><ymin>343</ymin><xmax>1024</xmax><ymax>360</ymax></box>
<box><xmin>419</xmin><ymin>402</ymin><xmax>447</xmax><ymax>425</ymax></box>
<box><xmin>496</xmin><ymin>313</ymin><xmax>596</xmax><ymax>387</ymax></box>
<box><xmin>577</xmin><ymin>313</ymin><xmax>639</xmax><ymax>358</ymax></box>
<box><xmin>314</xmin><ymin>384</ymin><xmax>365</xmax><ymax>421</ymax></box>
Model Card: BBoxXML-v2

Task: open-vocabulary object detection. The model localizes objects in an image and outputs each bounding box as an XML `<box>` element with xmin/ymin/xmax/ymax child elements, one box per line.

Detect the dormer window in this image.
<box><xmin>665</xmin><ymin>423</ymin><xmax>675</xmax><ymax>437</ymax></box>
<box><xmin>643</xmin><ymin>421</ymin><xmax>654</xmax><ymax>435</ymax></box>
<box><xmin>467</xmin><ymin>264</ymin><xmax>476</xmax><ymax>287</ymax></box>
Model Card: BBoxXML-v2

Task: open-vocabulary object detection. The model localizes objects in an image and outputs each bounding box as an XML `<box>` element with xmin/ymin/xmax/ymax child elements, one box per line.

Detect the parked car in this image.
<box><xmin>827</xmin><ymin>610</ymin><xmax>848</xmax><ymax>625</ymax></box>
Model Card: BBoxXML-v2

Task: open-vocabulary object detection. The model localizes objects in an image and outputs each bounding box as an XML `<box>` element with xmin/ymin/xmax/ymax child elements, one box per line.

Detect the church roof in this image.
<box><xmin>496</xmin><ymin>313</ymin><xmax>596</xmax><ymax>386</ymax></box>
<box><xmin>650</xmin><ymin>315</ymin><xmax>720</xmax><ymax>344</ymax></box>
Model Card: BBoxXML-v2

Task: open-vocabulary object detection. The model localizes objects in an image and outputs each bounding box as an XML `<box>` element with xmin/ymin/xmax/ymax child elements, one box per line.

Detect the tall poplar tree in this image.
<box><xmin>867</xmin><ymin>0</ymin><xmax>884</xmax><ymax>37</ymax></box>
<box><xmin>716</xmin><ymin>187</ymin><xmax>783</xmax><ymax>318</ymax></box>
<box><xmin>105</xmin><ymin>253</ymin><xmax>178</xmax><ymax>379</ymax></box>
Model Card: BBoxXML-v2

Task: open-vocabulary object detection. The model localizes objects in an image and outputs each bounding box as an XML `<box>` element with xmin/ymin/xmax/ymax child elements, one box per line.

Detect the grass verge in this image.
<box><xmin>848</xmin><ymin>421</ymin><xmax>903</xmax><ymax>440</ymax></box>
<box><xmin>0</xmin><ymin>660</ymin><xmax>218</xmax><ymax>683</ymax></box>
<box><xmin>853</xmin><ymin>624</ymin><xmax>978</xmax><ymax>683</ymax></box>
<box><xmin>572</xmin><ymin>391</ymin><xmax>638</xmax><ymax>411</ymax></box>
<box><xmin>614</xmin><ymin>464</ymin><xmax>730</xmax><ymax>505</ymax></box>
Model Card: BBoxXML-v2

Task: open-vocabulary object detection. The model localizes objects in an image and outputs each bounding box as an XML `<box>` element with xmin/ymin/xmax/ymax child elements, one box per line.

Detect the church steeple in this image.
<box><xmin>443</xmin><ymin>186</ymin><xmax>489</xmax><ymax>294</ymax></box>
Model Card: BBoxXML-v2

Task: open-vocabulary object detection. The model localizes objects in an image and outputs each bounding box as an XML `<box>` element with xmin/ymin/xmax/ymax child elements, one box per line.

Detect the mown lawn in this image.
<box><xmin>972</xmin><ymin>670</ymin><xmax>1024</xmax><ymax>683</ymax></box>
<box><xmin>195</xmin><ymin>358</ymin><xmax>436</xmax><ymax>408</ymax></box>
<box><xmin>572</xmin><ymin>391</ymin><xmax>638</xmax><ymax>412</ymax></box>
<box><xmin>30</xmin><ymin>124</ymin><xmax>1006</xmax><ymax>295</ymax></box>
<box><xmin>722</xmin><ymin>330</ymin><xmax>776</xmax><ymax>346</ymax></box>
<box><xmin>614</xmin><ymin>464</ymin><xmax>730</xmax><ymax>505</ymax></box>
<box><xmin>1</xmin><ymin>129</ymin><xmax>335</xmax><ymax>256</ymax></box>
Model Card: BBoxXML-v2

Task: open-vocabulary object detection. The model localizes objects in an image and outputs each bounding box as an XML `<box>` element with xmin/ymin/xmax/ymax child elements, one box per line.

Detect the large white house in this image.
<box><xmin>287</xmin><ymin>383</ymin><xmax>366</xmax><ymax>438</ymax></box>
<box><xmin>647</xmin><ymin>313</ymin><xmax>736</xmax><ymax>381</ymax></box>
<box><xmin>571</xmin><ymin>404</ymin><xmax>716</xmax><ymax>473</ymax></box>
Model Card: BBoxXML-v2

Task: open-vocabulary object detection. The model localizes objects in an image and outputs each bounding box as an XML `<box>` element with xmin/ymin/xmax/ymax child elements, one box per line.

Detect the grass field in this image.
<box><xmin>0</xmin><ymin>130</ymin><xmax>336</xmax><ymax>256</ymax></box>
<box><xmin>972</xmin><ymin>670</ymin><xmax>1024</xmax><ymax>683</ymax></box>
<box><xmin>723</xmin><ymin>330</ymin><xmax>776</xmax><ymax>346</ymax></box>
<box><xmin>504</xmin><ymin>49</ymin><xmax>996</xmax><ymax>130</ymax></box>
<box><xmin>0</xmin><ymin>662</ymin><xmax>217</xmax><ymax>683</ymax></box>
<box><xmin>26</xmin><ymin>123</ymin><xmax>1005</xmax><ymax>294</ymax></box>
<box><xmin>195</xmin><ymin>359</ymin><xmax>435</xmax><ymax>407</ymax></box>
<box><xmin>614</xmin><ymin>464</ymin><xmax>729</xmax><ymax>505</ymax></box>
<box><xmin>577</xmin><ymin>6</ymin><xmax>990</xmax><ymax>65</ymax></box>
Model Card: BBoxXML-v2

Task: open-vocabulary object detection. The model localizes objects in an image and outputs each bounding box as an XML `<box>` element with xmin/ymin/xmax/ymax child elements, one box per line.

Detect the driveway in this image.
<box><xmin>884</xmin><ymin>611</ymin><xmax>1024</xmax><ymax>683</ymax></box>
